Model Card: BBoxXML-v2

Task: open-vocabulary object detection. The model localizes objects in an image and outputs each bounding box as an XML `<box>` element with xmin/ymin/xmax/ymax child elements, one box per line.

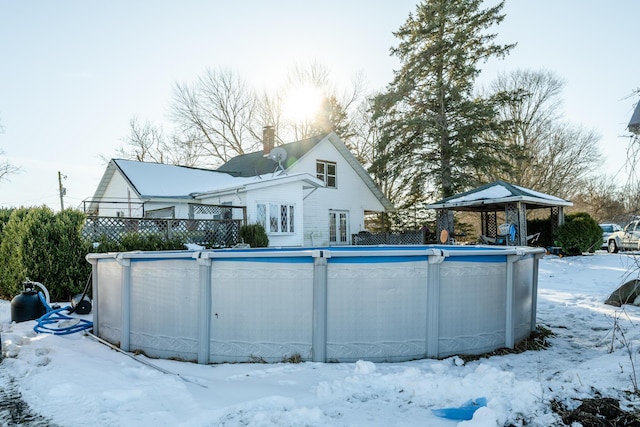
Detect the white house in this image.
<box><xmin>89</xmin><ymin>131</ymin><xmax>394</xmax><ymax>247</ymax></box>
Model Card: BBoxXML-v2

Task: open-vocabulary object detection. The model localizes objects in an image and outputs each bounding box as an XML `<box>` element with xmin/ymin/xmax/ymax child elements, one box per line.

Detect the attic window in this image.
<box><xmin>316</xmin><ymin>160</ymin><xmax>336</xmax><ymax>188</ymax></box>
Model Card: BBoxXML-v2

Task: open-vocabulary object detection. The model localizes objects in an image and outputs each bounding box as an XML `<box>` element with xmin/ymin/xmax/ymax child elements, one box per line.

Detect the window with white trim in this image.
<box><xmin>257</xmin><ymin>203</ymin><xmax>295</xmax><ymax>234</ymax></box>
<box><xmin>316</xmin><ymin>160</ymin><xmax>337</xmax><ymax>188</ymax></box>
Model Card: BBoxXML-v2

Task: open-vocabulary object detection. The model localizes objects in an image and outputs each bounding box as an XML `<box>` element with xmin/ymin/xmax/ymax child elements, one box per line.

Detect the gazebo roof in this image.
<box><xmin>425</xmin><ymin>180</ymin><xmax>573</xmax><ymax>212</ymax></box>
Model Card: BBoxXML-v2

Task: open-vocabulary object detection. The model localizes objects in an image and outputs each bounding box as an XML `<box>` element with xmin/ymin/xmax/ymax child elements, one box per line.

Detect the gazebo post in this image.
<box><xmin>519</xmin><ymin>203</ymin><xmax>528</xmax><ymax>246</ymax></box>
<box><xmin>504</xmin><ymin>203</ymin><xmax>517</xmax><ymax>245</ymax></box>
<box><xmin>550</xmin><ymin>206</ymin><xmax>565</xmax><ymax>238</ymax></box>
<box><xmin>481</xmin><ymin>211</ymin><xmax>498</xmax><ymax>240</ymax></box>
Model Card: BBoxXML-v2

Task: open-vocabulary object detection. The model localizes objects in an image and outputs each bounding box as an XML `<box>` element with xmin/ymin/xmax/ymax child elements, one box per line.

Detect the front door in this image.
<box><xmin>329</xmin><ymin>210</ymin><xmax>349</xmax><ymax>245</ymax></box>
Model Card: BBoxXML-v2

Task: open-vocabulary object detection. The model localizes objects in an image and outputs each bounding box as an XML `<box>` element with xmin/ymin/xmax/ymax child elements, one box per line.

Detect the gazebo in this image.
<box><xmin>425</xmin><ymin>180</ymin><xmax>573</xmax><ymax>246</ymax></box>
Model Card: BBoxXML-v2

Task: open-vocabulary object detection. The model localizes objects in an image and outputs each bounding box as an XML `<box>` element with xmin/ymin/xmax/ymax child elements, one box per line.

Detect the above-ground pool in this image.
<box><xmin>86</xmin><ymin>245</ymin><xmax>545</xmax><ymax>364</ymax></box>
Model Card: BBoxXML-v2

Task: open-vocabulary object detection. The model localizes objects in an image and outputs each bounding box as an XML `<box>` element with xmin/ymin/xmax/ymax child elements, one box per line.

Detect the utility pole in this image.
<box><xmin>58</xmin><ymin>171</ymin><xmax>66</xmax><ymax>211</ymax></box>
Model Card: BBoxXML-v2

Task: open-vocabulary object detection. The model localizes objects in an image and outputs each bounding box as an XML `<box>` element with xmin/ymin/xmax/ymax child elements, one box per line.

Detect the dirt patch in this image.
<box><xmin>0</xmin><ymin>368</ymin><xmax>60</xmax><ymax>427</ymax></box>
<box><xmin>551</xmin><ymin>397</ymin><xmax>640</xmax><ymax>426</ymax></box>
<box><xmin>459</xmin><ymin>325</ymin><xmax>554</xmax><ymax>363</ymax></box>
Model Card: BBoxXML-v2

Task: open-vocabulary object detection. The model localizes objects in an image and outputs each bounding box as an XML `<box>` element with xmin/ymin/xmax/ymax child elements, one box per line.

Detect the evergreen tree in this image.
<box><xmin>372</xmin><ymin>0</ymin><xmax>514</xmax><ymax>204</ymax></box>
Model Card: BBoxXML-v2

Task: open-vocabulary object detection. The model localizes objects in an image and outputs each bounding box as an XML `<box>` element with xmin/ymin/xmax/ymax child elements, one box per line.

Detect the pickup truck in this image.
<box><xmin>606</xmin><ymin>220</ymin><xmax>640</xmax><ymax>253</ymax></box>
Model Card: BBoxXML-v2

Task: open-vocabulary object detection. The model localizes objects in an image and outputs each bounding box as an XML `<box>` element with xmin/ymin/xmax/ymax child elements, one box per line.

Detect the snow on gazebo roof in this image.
<box><xmin>425</xmin><ymin>180</ymin><xmax>573</xmax><ymax>212</ymax></box>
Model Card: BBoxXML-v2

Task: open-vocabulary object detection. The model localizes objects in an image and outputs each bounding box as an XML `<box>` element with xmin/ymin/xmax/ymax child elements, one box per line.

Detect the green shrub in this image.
<box><xmin>49</xmin><ymin>210</ymin><xmax>93</xmax><ymax>300</ymax></box>
<box><xmin>90</xmin><ymin>232</ymin><xmax>186</xmax><ymax>253</ymax></box>
<box><xmin>0</xmin><ymin>207</ymin><xmax>94</xmax><ymax>301</ymax></box>
<box><xmin>555</xmin><ymin>212</ymin><xmax>602</xmax><ymax>255</ymax></box>
<box><xmin>239</xmin><ymin>224</ymin><xmax>269</xmax><ymax>247</ymax></box>
<box><xmin>14</xmin><ymin>208</ymin><xmax>92</xmax><ymax>301</ymax></box>
<box><xmin>0</xmin><ymin>207</ymin><xmax>14</xmax><ymax>239</ymax></box>
<box><xmin>20</xmin><ymin>207</ymin><xmax>57</xmax><ymax>290</ymax></box>
<box><xmin>0</xmin><ymin>207</ymin><xmax>30</xmax><ymax>299</ymax></box>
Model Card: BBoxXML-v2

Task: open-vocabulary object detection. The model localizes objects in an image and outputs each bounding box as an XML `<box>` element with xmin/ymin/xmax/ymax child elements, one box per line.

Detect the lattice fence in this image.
<box><xmin>352</xmin><ymin>231</ymin><xmax>425</xmax><ymax>246</ymax></box>
<box><xmin>83</xmin><ymin>216</ymin><xmax>243</xmax><ymax>248</ymax></box>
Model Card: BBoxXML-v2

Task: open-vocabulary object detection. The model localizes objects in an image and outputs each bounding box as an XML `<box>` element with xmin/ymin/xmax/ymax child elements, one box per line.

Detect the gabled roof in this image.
<box><xmin>425</xmin><ymin>180</ymin><xmax>573</xmax><ymax>212</ymax></box>
<box><xmin>92</xmin><ymin>159</ymin><xmax>238</xmax><ymax>200</ymax></box>
<box><xmin>629</xmin><ymin>101</ymin><xmax>640</xmax><ymax>135</ymax></box>
<box><xmin>218</xmin><ymin>132</ymin><xmax>395</xmax><ymax>212</ymax></box>
<box><xmin>217</xmin><ymin>133</ymin><xmax>327</xmax><ymax>177</ymax></box>
<box><xmin>91</xmin><ymin>133</ymin><xmax>394</xmax><ymax>213</ymax></box>
<box><xmin>90</xmin><ymin>159</ymin><xmax>322</xmax><ymax>207</ymax></box>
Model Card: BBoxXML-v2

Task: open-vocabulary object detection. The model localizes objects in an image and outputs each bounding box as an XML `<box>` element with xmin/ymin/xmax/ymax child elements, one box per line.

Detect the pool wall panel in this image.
<box><xmin>129</xmin><ymin>259</ymin><xmax>200</xmax><ymax>361</ymax></box>
<box><xmin>87</xmin><ymin>246</ymin><xmax>545</xmax><ymax>364</ymax></box>
<box><xmin>95</xmin><ymin>260</ymin><xmax>123</xmax><ymax>346</ymax></box>
<box><xmin>513</xmin><ymin>255</ymin><xmax>536</xmax><ymax>341</ymax></box>
<box><xmin>208</xmin><ymin>259</ymin><xmax>314</xmax><ymax>363</ymax></box>
<box><xmin>437</xmin><ymin>261</ymin><xmax>507</xmax><ymax>357</ymax></box>
<box><xmin>325</xmin><ymin>260</ymin><xmax>428</xmax><ymax>362</ymax></box>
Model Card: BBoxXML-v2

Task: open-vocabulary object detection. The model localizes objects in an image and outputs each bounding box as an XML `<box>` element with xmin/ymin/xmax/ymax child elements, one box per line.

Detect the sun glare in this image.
<box><xmin>283</xmin><ymin>85</ymin><xmax>324</xmax><ymax>122</ymax></box>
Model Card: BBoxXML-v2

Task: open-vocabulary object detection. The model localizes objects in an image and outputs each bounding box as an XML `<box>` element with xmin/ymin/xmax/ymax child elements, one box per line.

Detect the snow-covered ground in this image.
<box><xmin>2</xmin><ymin>252</ymin><xmax>640</xmax><ymax>426</ymax></box>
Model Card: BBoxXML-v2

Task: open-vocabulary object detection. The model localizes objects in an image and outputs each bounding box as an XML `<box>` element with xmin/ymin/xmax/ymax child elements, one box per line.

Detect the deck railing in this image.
<box><xmin>351</xmin><ymin>230</ymin><xmax>427</xmax><ymax>245</ymax></box>
<box><xmin>83</xmin><ymin>216</ymin><xmax>244</xmax><ymax>248</ymax></box>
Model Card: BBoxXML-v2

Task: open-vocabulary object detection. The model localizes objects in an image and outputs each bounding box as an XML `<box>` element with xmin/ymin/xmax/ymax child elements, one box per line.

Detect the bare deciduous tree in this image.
<box><xmin>484</xmin><ymin>69</ymin><xmax>602</xmax><ymax>198</ymax></box>
<box><xmin>117</xmin><ymin>117</ymin><xmax>169</xmax><ymax>163</ymax></box>
<box><xmin>277</xmin><ymin>62</ymin><xmax>366</xmax><ymax>143</ymax></box>
<box><xmin>570</xmin><ymin>175</ymin><xmax>625</xmax><ymax>223</ymax></box>
<box><xmin>116</xmin><ymin>64</ymin><xmax>369</xmax><ymax>169</ymax></box>
<box><xmin>171</xmin><ymin>68</ymin><xmax>261</xmax><ymax>167</ymax></box>
<box><xmin>0</xmin><ymin>151</ymin><xmax>20</xmax><ymax>183</ymax></box>
<box><xmin>0</xmin><ymin>116</ymin><xmax>21</xmax><ymax>183</ymax></box>
<box><xmin>115</xmin><ymin>117</ymin><xmax>203</xmax><ymax>167</ymax></box>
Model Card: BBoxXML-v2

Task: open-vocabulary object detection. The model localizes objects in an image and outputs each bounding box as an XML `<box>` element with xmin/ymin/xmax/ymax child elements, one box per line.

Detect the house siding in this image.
<box><xmin>98</xmin><ymin>171</ymin><xmax>145</xmax><ymax>217</ymax></box>
<box><xmin>245</xmin><ymin>181</ymin><xmax>305</xmax><ymax>247</ymax></box>
<box><xmin>93</xmin><ymin>134</ymin><xmax>391</xmax><ymax>249</ymax></box>
<box><xmin>199</xmin><ymin>181</ymin><xmax>305</xmax><ymax>247</ymax></box>
<box><xmin>287</xmin><ymin>139</ymin><xmax>385</xmax><ymax>246</ymax></box>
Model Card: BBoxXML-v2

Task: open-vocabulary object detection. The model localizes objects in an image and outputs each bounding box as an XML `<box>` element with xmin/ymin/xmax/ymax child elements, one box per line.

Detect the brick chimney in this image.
<box><xmin>263</xmin><ymin>125</ymin><xmax>275</xmax><ymax>154</ymax></box>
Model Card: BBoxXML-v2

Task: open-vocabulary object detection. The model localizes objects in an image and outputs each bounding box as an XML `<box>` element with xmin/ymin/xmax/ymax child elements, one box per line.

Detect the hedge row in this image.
<box><xmin>0</xmin><ymin>207</ymin><xmax>92</xmax><ymax>301</ymax></box>
<box><xmin>0</xmin><ymin>207</ymin><xmax>269</xmax><ymax>302</ymax></box>
<box><xmin>0</xmin><ymin>207</ymin><xmax>187</xmax><ymax>302</ymax></box>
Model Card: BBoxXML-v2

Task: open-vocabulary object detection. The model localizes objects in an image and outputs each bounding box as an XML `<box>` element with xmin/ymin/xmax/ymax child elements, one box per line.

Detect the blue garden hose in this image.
<box><xmin>34</xmin><ymin>292</ymin><xmax>93</xmax><ymax>335</ymax></box>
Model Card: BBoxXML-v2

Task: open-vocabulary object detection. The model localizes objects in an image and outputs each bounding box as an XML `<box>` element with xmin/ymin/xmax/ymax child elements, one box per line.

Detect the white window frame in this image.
<box><xmin>316</xmin><ymin>160</ymin><xmax>337</xmax><ymax>188</ymax></box>
<box><xmin>256</xmin><ymin>202</ymin><xmax>295</xmax><ymax>235</ymax></box>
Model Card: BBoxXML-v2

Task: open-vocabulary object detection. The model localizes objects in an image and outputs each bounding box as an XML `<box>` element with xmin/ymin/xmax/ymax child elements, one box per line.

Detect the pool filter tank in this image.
<box><xmin>11</xmin><ymin>281</ymin><xmax>46</xmax><ymax>323</ymax></box>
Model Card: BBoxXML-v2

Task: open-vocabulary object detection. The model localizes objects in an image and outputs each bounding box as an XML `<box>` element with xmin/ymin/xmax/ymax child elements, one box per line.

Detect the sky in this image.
<box><xmin>2</xmin><ymin>251</ymin><xmax>640</xmax><ymax>425</ymax></box>
<box><xmin>0</xmin><ymin>1</ymin><xmax>639</xmax><ymax>211</ymax></box>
